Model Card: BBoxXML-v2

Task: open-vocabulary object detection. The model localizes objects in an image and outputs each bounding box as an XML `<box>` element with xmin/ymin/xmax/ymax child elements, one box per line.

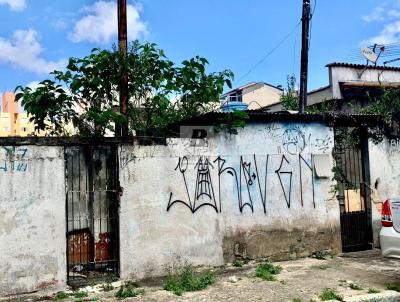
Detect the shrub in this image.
<box><xmin>368</xmin><ymin>287</ymin><xmax>380</xmax><ymax>293</ymax></box>
<box><xmin>164</xmin><ymin>265</ymin><xmax>215</xmax><ymax>296</ymax></box>
<box><xmin>115</xmin><ymin>281</ymin><xmax>143</xmax><ymax>299</ymax></box>
<box><xmin>233</xmin><ymin>259</ymin><xmax>244</xmax><ymax>268</ymax></box>
<box><xmin>102</xmin><ymin>282</ymin><xmax>114</xmax><ymax>292</ymax></box>
<box><xmin>319</xmin><ymin>288</ymin><xmax>343</xmax><ymax>301</ymax></box>
<box><xmin>387</xmin><ymin>283</ymin><xmax>400</xmax><ymax>292</ymax></box>
<box><xmin>53</xmin><ymin>292</ymin><xmax>69</xmax><ymax>300</ymax></box>
<box><xmin>349</xmin><ymin>283</ymin><xmax>363</xmax><ymax>290</ymax></box>
<box><xmin>74</xmin><ymin>291</ymin><xmax>88</xmax><ymax>299</ymax></box>
<box><xmin>255</xmin><ymin>261</ymin><xmax>282</xmax><ymax>281</ymax></box>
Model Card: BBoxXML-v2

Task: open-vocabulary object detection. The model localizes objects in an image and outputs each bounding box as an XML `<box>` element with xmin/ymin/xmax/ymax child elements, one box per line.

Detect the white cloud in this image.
<box><xmin>366</xmin><ymin>21</ymin><xmax>400</xmax><ymax>45</ymax></box>
<box><xmin>69</xmin><ymin>1</ymin><xmax>147</xmax><ymax>44</ymax></box>
<box><xmin>0</xmin><ymin>0</ymin><xmax>26</xmax><ymax>11</ymax></box>
<box><xmin>0</xmin><ymin>29</ymin><xmax>67</xmax><ymax>75</ymax></box>
<box><xmin>363</xmin><ymin>6</ymin><xmax>385</xmax><ymax>22</ymax></box>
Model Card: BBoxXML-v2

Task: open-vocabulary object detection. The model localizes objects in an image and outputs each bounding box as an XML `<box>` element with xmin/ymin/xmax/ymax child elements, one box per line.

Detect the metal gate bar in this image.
<box><xmin>333</xmin><ymin>129</ymin><xmax>372</xmax><ymax>252</ymax></box>
<box><xmin>65</xmin><ymin>145</ymin><xmax>119</xmax><ymax>286</ymax></box>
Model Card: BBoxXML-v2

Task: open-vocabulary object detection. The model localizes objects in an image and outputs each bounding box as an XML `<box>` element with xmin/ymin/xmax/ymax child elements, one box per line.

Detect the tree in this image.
<box><xmin>16</xmin><ymin>41</ymin><xmax>235</xmax><ymax>137</ymax></box>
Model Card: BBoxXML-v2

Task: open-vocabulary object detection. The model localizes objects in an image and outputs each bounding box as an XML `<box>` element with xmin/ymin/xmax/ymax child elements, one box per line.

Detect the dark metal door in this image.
<box><xmin>333</xmin><ymin>131</ymin><xmax>373</xmax><ymax>252</ymax></box>
<box><xmin>65</xmin><ymin>145</ymin><xmax>119</xmax><ymax>286</ymax></box>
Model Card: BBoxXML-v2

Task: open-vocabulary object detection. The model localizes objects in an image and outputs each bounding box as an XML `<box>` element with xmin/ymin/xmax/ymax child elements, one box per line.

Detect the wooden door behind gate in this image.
<box><xmin>65</xmin><ymin>145</ymin><xmax>119</xmax><ymax>286</ymax></box>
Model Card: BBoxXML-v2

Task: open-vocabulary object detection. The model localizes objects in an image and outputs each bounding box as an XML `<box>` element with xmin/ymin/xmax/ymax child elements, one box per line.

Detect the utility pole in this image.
<box><xmin>299</xmin><ymin>0</ymin><xmax>311</xmax><ymax>113</ymax></box>
<box><xmin>118</xmin><ymin>0</ymin><xmax>129</xmax><ymax>136</ymax></box>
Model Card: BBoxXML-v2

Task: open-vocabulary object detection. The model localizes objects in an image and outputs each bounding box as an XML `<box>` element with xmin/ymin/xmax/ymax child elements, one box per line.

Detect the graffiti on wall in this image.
<box><xmin>264</xmin><ymin>125</ymin><xmax>331</xmax><ymax>155</ymax></box>
<box><xmin>0</xmin><ymin>147</ymin><xmax>28</xmax><ymax>172</ymax></box>
<box><xmin>167</xmin><ymin>154</ymin><xmax>315</xmax><ymax>214</ymax></box>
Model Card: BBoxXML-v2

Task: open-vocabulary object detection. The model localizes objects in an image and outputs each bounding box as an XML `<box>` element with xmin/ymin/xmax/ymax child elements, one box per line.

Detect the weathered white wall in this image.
<box><xmin>0</xmin><ymin>146</ymin><xmax>66</xmax><ymax>296</ymax></box>
<box><xmin>330</xmin><ymin>66</ymin><xmax>400</xmax><ymax>99</ymax></box>
<box><xmin>119</xmin><ymin>122</ymin><xmax>339</xmax><ymax>280</ymax></box>
<box><xmin>369</xmin><ymin>138</ymin><xmax>400</xmax><ymax>245</ymax></box>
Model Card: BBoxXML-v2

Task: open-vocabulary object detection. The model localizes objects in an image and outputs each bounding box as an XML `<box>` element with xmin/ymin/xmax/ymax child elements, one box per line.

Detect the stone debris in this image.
<box><xmin>228</xmin><ymin>275</ymin><xmax>238</xmax><ymax>283</ymax></box>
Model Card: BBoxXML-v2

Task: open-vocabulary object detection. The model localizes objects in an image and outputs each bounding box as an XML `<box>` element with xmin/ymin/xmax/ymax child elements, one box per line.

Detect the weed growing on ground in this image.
<box><xmin>292</xmin><ymin>297</ymin><xmax>302</xmax><ymax>302</ymax></box>
<box><xmin>233</xmin><ymin>259</ymin><xmax>244</xmax><ymax>268</ymax></box>
<box><xmin>255</xmin><ymin>260</ymin><xmax>282</xmax><ymax>281</ymax></box>
<box><xmin>102</xmin><ymin>282</ymin><xmax>114</xmax><ymax>292</ymax></box>
<box><xmin>53</xmin><ymin>292</ymin><xmax>69</xmax><ymax>300</ymax></box>
<box><xmin>368</xmin><ymin>287</ymin><xmax>380</xmax><ymax>293</ymax></box>
<box><xmin>349</xmin><ymin>283</ymin><xmax>363</xmax><ymax>290</ymax></box>
<box><xmin>319</xmin><ymin>288</ymin><xmax>343</xmax><ymax>301</ymax></box>
<box><xmin>74</xmin><ymin>291</ymin><xmax>88</xmax><ymax>299</ymax></box>
<box><xmin>164</xmin><ymin>265</ymin><xmax>215</xmax><ymax>296</ymax></box>
<box><xmin>387</xmin><ymin>283</ymin><xmax>400</xmax><ymax>292</ymax></box>
<box><xmin>115</xmin><ymin>281</ymin><xmax>143</xmax><ymax>299</ymax></box>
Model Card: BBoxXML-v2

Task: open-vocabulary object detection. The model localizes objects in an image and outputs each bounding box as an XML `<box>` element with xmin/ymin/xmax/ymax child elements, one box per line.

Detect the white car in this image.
<box><xmin>380</xmin><ymin>198</ymin><xmax>400</xmax><ymax>257</ymax></box>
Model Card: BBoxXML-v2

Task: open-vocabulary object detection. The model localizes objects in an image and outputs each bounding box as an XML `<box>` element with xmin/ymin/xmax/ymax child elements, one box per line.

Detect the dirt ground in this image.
<box><xmin>5</xmin><ymin>249</ymin><xmax>400</xmax><ymax>302</ymax></box>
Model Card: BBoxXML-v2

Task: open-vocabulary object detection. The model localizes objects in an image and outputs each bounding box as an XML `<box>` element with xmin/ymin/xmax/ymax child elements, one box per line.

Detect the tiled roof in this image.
<box><xmin>326</xmin><ymin>62</ymin><xmax>400</xmax><ymax>71</ymax></box>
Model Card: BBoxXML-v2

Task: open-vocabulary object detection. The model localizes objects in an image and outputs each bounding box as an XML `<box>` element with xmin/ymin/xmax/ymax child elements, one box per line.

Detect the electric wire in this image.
<box><xmin>235</xmin><ymin>21</ymin><xmax>301</xmax><ymax>85</ymax></box>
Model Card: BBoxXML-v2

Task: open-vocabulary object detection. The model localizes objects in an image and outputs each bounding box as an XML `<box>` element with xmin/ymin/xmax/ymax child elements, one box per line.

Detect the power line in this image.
<box><xmin>235</xmin><ymin>21</ymin><xmax>301</xmax><ymax>85</ymax></box>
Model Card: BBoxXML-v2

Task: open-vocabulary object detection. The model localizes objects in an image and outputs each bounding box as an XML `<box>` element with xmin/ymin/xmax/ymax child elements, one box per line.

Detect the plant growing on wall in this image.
<box><xmin>281</xmin><ymin>74</ymin><xmax>299</xmax><ymax>111</ymax></box>
<box><xmin>15</xmin><ymin>41</ymin><xmax>237</xmax><ymax>137</ymax></box>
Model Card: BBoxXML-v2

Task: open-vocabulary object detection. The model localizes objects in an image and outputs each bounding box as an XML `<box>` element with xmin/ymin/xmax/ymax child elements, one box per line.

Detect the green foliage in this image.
<box><xmin>163</xmin><ymin>265</ymin><xmax>215</xmax><ymax>296</ymax></box>
<box><xmin>255</xmin><ymin>260</ymin><xmax>282</xmax><ymax>281</ymax></box>
<box><xmin>102</xmin><ymin>282</ymin><xmax>114</xmax><ymax>292</ymax></box>
<box><xmin>292</xmin><ymin>298</ymin><xmax>302</xmax><ymax>302</ymax></box>
<box><xmin>319</xmin><ymin>288</ymin><xmax>343</xmax><ymax>301</ymax></box>
<box><xmin>233</xmin><ymin>259</ymin><xmax>244</xmax><ymax>268</ymax></box>
<box><xmin>115</xmin><ymin>281</ymin><xmax>143</xmax><ymax>299</ymax></box>
<box><xmin>73</xmin><ymin>291</ymin><xmax>88</xmax><ymax>298</ymax></box>
<box><xmin>281</xmin><ymin>75</ymin><xmax>299</xmax><ymax>111</ymax></box>
<box><xmin>15</xmin><ymin>41</ymin><xmax>234</xmax><ymax>137</ymax></box>
<box><xmin>349</xmin><ymin>283</ymin><xmax>363</xmax><ymax>290</ymax></box>
<box><xmin>386</xmin><ymin>283</ymin><xmax>400</xmax><ymax>292</ymax></box>
<box><xmin>368</xmin><ymin>287</ymin><xmax>380</xmax><ymax>293</ymax></box>
<box><xmin>215</xmin><ymin>109</ymin><xmax>249</xmax><ymax>135</ymax></box>
<box><xmin>53</xmin><ymin>292</ymin><xmax>69</xmax><ymax>300</ymax></box>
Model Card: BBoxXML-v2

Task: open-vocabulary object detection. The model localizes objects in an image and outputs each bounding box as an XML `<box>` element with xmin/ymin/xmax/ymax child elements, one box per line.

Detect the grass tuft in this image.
<box><xmin>115</xmin><ymin>281</ymin><xmax>143</xmax><ymax>299</ymax></box>
<box><xmin>292</xmin><ymin>297</ymin><xmax>302</xmax><ymax>302</ymax></box>
<box><xmin>319</xmin><ymin>288</ymin><xmax>343</xmax><ymax>301</ymax></box>
<box><xmin>53</xmin><ymin>292</ymin><xmax>69</xmax><ymax>300</ymax></box>
<box><xmin>233</xmin><ymin>259</ymin><xmax>244</xmax><ymax>268</ymax></box>
<box><xmin>255</xmin><ymin>260</ymin><xmax>282</xmax><ymax>281</ymax></box>
<box><xmin>349</xmin><ymin>283</ymin><xmax>363</xmax><ymax>290</ymax></box>
<box><xmin>102</xmin><ymin>282</ymin><xmax>114</xmax><ymax>292</ymax></box>
<box><xmin>387</xmin><ymin>283</ymin><xmax>400</xmax><ymax>292</ymax></box>
<box><xmin>74</xmin><ymin>291</ymin><xmax>88</xmax><ymax>299</ymax></box>
<box><xmin>164</xmin><ymin>265</ymin><xmax>215</xmax><ymax>296</ymax></box>
<box><xmin>368</xmin><ymin>287</ymin><xmax>380</xmax><ymax>294</ymax></box>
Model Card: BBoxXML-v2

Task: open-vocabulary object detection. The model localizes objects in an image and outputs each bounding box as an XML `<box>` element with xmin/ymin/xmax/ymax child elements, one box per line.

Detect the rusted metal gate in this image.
<box><xmin>333</xmin><ymin>129</ymin><xmax>373</xmax><ymax>252</ymax></box>
<box><xmin>65</xmin><ymin>145</ymin><xmax>119</xmax><ymax>286</ymax></box>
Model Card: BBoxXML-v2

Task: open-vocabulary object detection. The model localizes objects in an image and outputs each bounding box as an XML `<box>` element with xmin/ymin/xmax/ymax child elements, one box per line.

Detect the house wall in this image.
<box><xmin>368</xmin><ymin>137</ymin><xmax>400</xmax><ymax>245</ymax></box>
<box><xmin>119</xmin><ymin>121</ymin><xmax>340</xmax><ymax>280</ymax></box>
<box><xmin>242</xmin><ymin>84</ymin><xmax>282</xmax><ymax>109</ymax></box>
<box><xmin>330</xmin><ymin>66</ymin><xmax>400</xmax><ymax>99</ymax></box>
<box><xmin>0</xmin><ymin>146</ymin><xmax>66</xmax><ymax>296</ymax></box>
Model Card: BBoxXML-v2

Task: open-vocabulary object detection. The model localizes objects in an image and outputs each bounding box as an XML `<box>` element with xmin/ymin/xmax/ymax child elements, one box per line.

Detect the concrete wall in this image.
<box><xmin>119</xmin><ymin>122</ymin><xmax>340</xmax><ymax>280</ymax></box>
<box><xmin>0</xmin><ymin>146</ymin><xmax>66</xmax><ymax>296</ymax></box>
<box><xmin>369</xmin><ymin>137</ymin><xmax>400</xmax><ymax>245</ymax></box>
<box><xmin>330</xmin><ymin>66</ymin><xmax>400</xmax><ymax>99</ymax></box>
<box><xmin>242</xmin><ymin>84</ymin><xmax>282</xmax><ymax>109</ymax></box>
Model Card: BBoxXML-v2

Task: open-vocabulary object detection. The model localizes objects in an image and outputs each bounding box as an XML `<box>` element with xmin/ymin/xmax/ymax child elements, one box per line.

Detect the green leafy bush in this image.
<box><xmin>319</xmin><ymin>288</ymin><xmax>343</xmax><ymax>301</ymax></box>
<box><xmin>255</xmin><ymin>260</ymin><xmax>282</xmax><ymax>281</ymax></box>
<box><xmin>164</xmin><ymin>265</ymin><xmax>215</xmax><ymax>296</ymax></box>
<box><xmin>115</xmin><ymin>281</ymin><xmax>143</xmax><ymax>299</ymax></box>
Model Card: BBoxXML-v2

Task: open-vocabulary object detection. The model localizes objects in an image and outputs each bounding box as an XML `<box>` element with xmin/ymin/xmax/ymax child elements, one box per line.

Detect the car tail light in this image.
<box><xmin>382</xmin><ymin>199</ymin><xmax>393</xmax><ymax>227</ymax></box>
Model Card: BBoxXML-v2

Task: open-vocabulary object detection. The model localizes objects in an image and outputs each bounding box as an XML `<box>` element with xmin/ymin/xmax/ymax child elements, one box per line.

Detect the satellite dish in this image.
<box><xmin>360</xmin><ymin>47</ymin><xmax>378</xmax><ymax>63</ymax></box>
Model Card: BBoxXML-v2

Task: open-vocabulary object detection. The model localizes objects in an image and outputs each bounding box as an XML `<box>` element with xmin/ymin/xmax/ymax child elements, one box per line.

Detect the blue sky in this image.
<box><xmin>0</xmin><ymin>0</ymin><xmax>399</xmax><ymax>97</ymax></box>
